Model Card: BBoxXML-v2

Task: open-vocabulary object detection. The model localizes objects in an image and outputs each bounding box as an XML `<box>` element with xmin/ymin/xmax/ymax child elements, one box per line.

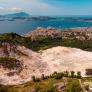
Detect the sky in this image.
<box><xmin>0</xmin><ymin>0</ymin><xmax>92</xmax><ymax>15</ymax></box>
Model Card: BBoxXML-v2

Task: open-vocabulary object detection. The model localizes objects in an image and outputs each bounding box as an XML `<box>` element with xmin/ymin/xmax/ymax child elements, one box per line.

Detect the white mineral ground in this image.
<box><xmin>0</xmin><ymin>46</ymin><xmax>92</xmax><ymax>85</ymax></box>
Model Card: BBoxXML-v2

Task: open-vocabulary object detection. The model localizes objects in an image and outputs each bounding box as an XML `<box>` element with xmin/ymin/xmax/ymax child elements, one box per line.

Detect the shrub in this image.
<box><xmin>41</xmin><ymin>74</ymin><xmax>45</xmax><ymax>80</ymax></box>
<box><xmin>0</xmin><ymin>85</ymin><xmax>17</xmax><ymax>92</ymax></box>
<box><xmin>0</xmin><ymin>57</ymin><xmax>22</xmax><ymax>70</ymax></box>
<box><xmin>35</xmin><ymin>78</ymin><xmax>40</xmax><ymax>82</ymax></box>
<box><xmin>35</xmin><ymin>84</ymin><xmax>41</xmax><ymax>92</ymax></box>
<box><xmin>31</xmin><ymin>76</ymin><xmax>36</xmax><ymax>82</ymax></box>
<box><xmin>85</xmin><ymin>85</ymin><xmax>89</xmax><ymax>91</ymax></box>
<box><xmin>38</xmin><ymin>80</ymin><xmax>58</xmax><ymax>92</ymax></box>
<box><xmin>31</xmin><ymin>76</ymin><xmax>40</xmax><ymax>82</ymax></box>
<box><xmin>65</xmin><ymin>80</ymin><xmax>82</xmax><ymax>92</ymax></box>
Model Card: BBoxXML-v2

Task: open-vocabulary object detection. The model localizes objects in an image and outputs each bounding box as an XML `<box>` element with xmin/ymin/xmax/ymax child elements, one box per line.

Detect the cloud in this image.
<box><xmin>0</xmin><ymin>0</ymin><xmax>91</xmax><ymax>15</ymax></box>
<box><xmin>0</xmin><ymin>7</ymin><xmax>4</xmax><ymax>10</ymax></box>
<box><xmin>10</xmin><ymin>7</ymin><xmax>22</xmax><ymax>12</ymax></box>
<box><xmin>0</xmin><ymin>0</ymin><xmax>60</xmax><ymax>15</ymax></box>
<box><xmin>23</xmin><ymin>0</ymin><xmax>60</xmax><ymax>15</ymax></box>
<box><xmin>0</xmin><ymin>7</ymin><xmax>5</xmax><ymax>13</ymax></box>
<box><xmin>0</xmin><ymin>0</ymin><xmax>60</xmax><ymax>13</ymax></box>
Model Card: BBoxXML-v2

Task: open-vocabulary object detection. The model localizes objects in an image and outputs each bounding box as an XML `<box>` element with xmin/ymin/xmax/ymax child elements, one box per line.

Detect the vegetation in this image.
<box><xmin>0</xmin><ymin>71</ymin><xmax>84</xmax><ymax>92</ymax></box>
<box><xmin>32</xmin><ymin>71</ymin><xmax>82</xmax><ymax>83</ymax></box>
<box><xmin>0</xmin><ymin>57</ymin><xmax>22</xmax><ymax>70</ymax></box>
<box><xmin>52</xmin><ymin>71</ymin><xmax>63</xmax><ymax>79</ymax></box>
<box><xmin>32</xmin><ymin>76</ymin><xmax>40</xmax><ymax>82</ymax></box>
<box><xmin>37</xmin><ymin>80</ymin><xmax>58</xmax><ymax>92</ymax></box>
<box><xmin>76</xmin><ymin>71</ymin><xmax>82</xmax><ymax>79</ymax></box>
<box><xmin>64</xmin><ymin>71</ymin><xmax>69</xmax><ymax>77</ymax></box>
<box><xmin>84</xmin><ymin>85</ymin><xmax>89</xmax><ymax>91</ymax></box>
<box><xmin>0</xmin><ymin>33</ymin><xmax>22</xmax><ymax>43</ymax></box>
<box><xmin>70</xmin><ymin>71</ymin><xmax>75</xmax><ymax>78</ymax></box>
<box><xmin>41</xmin><ymin>74</ymin><xmax>45</xmax><ymax>80</ymax></box>
<box><xmin>24</xmin><ymin>37</ymin><xmax>92</xmax><ymax>51</ymax></box>
<box><xmin>0</xmin><ymin>85</ymin><xmax>17</xmax><ymax>92</ymax></box>
<box><xmin>0</xmin><ymin>32</ymin><xmax>92</xmax><ymax>52</ymax></box>
<box><xmin>65</xmin><ymin>80</ymin><xmax>82</xmax><ymax>92</ymax></box>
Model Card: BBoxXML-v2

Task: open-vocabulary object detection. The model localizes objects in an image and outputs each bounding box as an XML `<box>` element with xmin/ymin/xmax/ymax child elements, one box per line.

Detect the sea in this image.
<box><xmin>0</xmin><ymin>18</ymin><xmax>92</xmax><ymax>34</ymax></box>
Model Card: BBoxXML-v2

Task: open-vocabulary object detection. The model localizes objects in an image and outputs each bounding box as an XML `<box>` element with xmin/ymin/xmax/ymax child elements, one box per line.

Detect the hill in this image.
<box><xmin>0</xmin><ymin>28</ymin><xmax>92</xmax><ymax>85</ymax></box>
<box><xmin>3</xmin><ymin>12</ymin><xmax>30</xmax><ymax>17</ymax></box>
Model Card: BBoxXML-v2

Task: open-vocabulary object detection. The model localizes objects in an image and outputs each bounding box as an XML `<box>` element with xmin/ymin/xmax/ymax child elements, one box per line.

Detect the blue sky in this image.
<box><xmin>0</xmin><ymin>0</ymin><xmax>92</xmax><ymax>15</ymax></box>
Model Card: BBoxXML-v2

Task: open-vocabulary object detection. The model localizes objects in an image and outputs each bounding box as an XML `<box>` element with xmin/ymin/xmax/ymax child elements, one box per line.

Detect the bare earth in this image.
<box><xmin>0</xmin><ymin>46</ymin><xmax>92</xmax><ymax>85</ymax></box>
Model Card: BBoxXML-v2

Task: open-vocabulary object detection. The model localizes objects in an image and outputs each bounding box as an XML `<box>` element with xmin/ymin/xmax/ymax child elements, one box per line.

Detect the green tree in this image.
<box><xmin>76</xmin><ymin>71</ymin><xmax>81</xmax><ymax>79</ymax></box>
<box><xmin>52</xmin><ymin>71</ymin><xmax>58</xmax><ymax>78</ymax></box>
<box><xmin>64</xmin><ymin>71</ymin><xmax>69</xmax><ymax>77</ymax></box>
<box><xmin>52</xmin><ymin>72</ymin><xmax>63</xmax><ymax>79</ymax></box>
<box><xmin>55</xmin><ymin>73</ymin><xmax>63</xmax><ymax>79</ymax></box>
<box><xmin>70</xmin><ymin>71</ymin><xmax>75</xmax><ymax>78</ymax></box>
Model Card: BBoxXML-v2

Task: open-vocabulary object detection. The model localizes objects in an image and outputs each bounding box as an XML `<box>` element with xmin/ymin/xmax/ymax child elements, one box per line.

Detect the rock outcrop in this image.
<box><xmin>24</xmin><ymin>27</ymin><xmax>62</xmax><ymax>40</ymax></box>
<box><xmin>24</xmin><ymin>27</ymin><xmax>92</xmax><ymax>40</ymax></box>
<box><xmin>0</xmin><ymin>42</ymin><xmax>46</xmax><ymax>85</ymax></box>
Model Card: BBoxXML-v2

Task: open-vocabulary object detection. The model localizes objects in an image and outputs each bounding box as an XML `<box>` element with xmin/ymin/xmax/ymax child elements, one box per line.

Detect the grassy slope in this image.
<box><xmin>23</xmin><ymin>37</ymin><xmax>92</xmax><ymax>51</ymax></box>
<box><xmin>0</xmin><ymin>32</ymin><xmax>92</xmax><ymax>51</ymax></box>
<box><xmin>0</xmin><ymin>78</ymin><xmax>83</xmax><ymax>92</ymax></box>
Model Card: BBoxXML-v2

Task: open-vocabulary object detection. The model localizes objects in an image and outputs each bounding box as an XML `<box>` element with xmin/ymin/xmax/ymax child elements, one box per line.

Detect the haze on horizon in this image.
<box><xmin>0</xmin><ymin>0</ymin><xmax>92</xmax><ymax>16</ymax></box>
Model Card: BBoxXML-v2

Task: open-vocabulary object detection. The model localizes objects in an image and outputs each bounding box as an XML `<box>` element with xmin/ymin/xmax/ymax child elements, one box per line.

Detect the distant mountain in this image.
<box><xmin>3</xmin><ymin>12</ymin><xmax>30</xmax><ymax>17</ymax></box>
